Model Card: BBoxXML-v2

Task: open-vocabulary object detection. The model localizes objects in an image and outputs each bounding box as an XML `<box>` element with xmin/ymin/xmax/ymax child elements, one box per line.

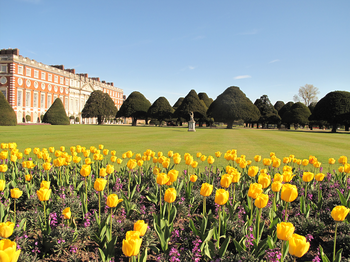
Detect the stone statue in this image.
<box><xmin>189</xmin><ymin>111</ymin><xmax>194</xmax><ymax>122</ymax></box>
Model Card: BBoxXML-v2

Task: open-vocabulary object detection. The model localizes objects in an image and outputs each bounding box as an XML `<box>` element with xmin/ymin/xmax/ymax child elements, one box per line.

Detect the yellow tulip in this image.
<box><xmin>248</xmin><ymin>183</ymin><xmax>263</xmax><ymax>199</ymax></box>
<box><xmin>200</xmin><ymin>183</ymin><xmax>213</xmax><ymax>197</ymax></box>
<box><xmin>106</xmin><ymin>194</ymin><xmax>123</xmax><ymax>208</ymax></box>
<box><xmin>122</xmin><ymin>231</ymin><xmax>142</xmax><ymax>257</ymax></box>
<box><xmin>277</xmin><ymin>222</ymin><xmax>295</xmax><ymax>241</ymax></box>
<box><xmin>214</xmin><ymin>189</ymin><xmax>229</xmax><ymax>205</ymax></box>
<box><xmin>207</xmin><ymin>156</ymin><xmax>215</xmax><ymax>165</ymax></box>
<box><xmin>315</xmin><ymin>173</ymin><xmax>325</xmax><ymax>182</ymax></box>
<box><xmin>110</xmin><ymin>156</ymin><xmax>117</xmax><ymax>163</ymax></box>
<box><xmin>168</xmin><ymin>170</ymin><xmax>179</xmax><ymax>183</ymax></box>
<box><xmin>40</xmin><ymin>181</ymin><xmax>50</xmax><ymax>189</ymax></box>
<box><xmin>196</xmin><ymin>152</ymin><xmax>202</xmax><ymax>158</ymax></box>
<box><xmin>24</xmin><ymin>148</ymin><xmax>31</xmax><ymax>155</ymax></box>
<box><xmin>282</xmin><ymin>171</ymin><xmax>295</xmax><ymax>183</ymax></box>
<box><xmin>231</xmin><ymin>171</ymin><xmax>241</xmax><ymax>183</ymax></box>
<box><xmin>274</xmin><ymin>173</ymin><xmax>283</xmax><ymax>183</ymax></box>
<box><xmin>248</xmin><ymin>166</ymin><xmax>259</xmax><ymax>177</ymax></box>
<box><xmin>191</xmin><ymin>161</ymin><xmax>198</xmax><ymax>168</ymax></box>
<box><xmin>156</xmin><ymin>173</ymin><xmax>170</xmax><ymax>186</ymax></box>
<box><xmin>288</xmin><ymin>234</ymin><xmax>310</xmax><ymax>258</ymax></box>
<box><xmin>0</xmin><ymin>165</ymin><xmax>8</xmax><ymax>173</ymax></box>
<box><xmin>10</xmin><ymin>155</ymin><xmax>17</xmax><ymax>162</ymax></box>
<box><xmin>103</xmin><ymin>149</ymin><xmax>109</xmax><ymax>156</ymax></box>
<box><xmin>301</xmin><ymin>159</ymin><xmax>309</xmax><ymax>166</ymax></box>
<box><xmin>263</xmin><ymin>158</ymin><xmax>272</xmax><ymax>166</ymax></box>
<box><xmin>134</xmin><ymin>220</ymin><xmax>148</xmax><ymax>236</ymax></box>
<box><xmin>117</xmin><ymin>158</ymin><xmax>123</xmax><ymax>164</ymax></box>
<box><xmin>42</xmin><ymin>162</ymin><xmax>51</xmax><ymax>171</ymax></box>
<box><xmin>0</xmin><ymin>180</ymin><xmax>5</xmax><ymax>191</ymax></box>
<box><xmin>25</xmin><ymin>174</ymin><xmax>32</xmax><ymax>182</ymax></box>
<box><xmin>10</xmin><ymin>188</ymin><xmax>22</xmax><ymax>199</ymax></box>
<box><xmin>0</xmin><ymin>144</ymin><xmax>7</xmax><ymax>150</ymax></box>
<box><xmin>168</xmin><ymin>151</ymin><xmax>174</xmax><ymax>157</ymax></box>
<box><xmin>0</xmin><ymin>239</ymin><xmax>21</xmax><ymax>261</ymax></box>
<box><xmin>215</xmin><ymin>151</ymin><xmax>221</xmax><ymax>158</ymax></box>
<box><xmin>220</xmin><ymin>174</ymin><xmax>232</xmax><ymax>188</ymax></box>
<box><xmin>254</xmin><ymin>155</ymin><xmax>261</xmax><ymax>162</ymax></box>
<box><xmin>0</xmin><ymin>222</ymin><xmax>14</xmax><ymax>238</ymax></box>
<box><xmin>200</xmin><ymin>155</ymin><xmax>207</xmax><ymax>162</ymax></box>
<box><xmin>338</xmin><ymin>156</ymin><xmax>347</xmax><ymax>165</ymax></box>
<box><xmin>164</xmin><ymin>188</ymin><xmax>177</xmax><ymax>203</ymax></box>
<box><xmin>190</xmin><ymin>175</ymin><xmax>198</xmax><ymax>182</ymax></box>
<box><xmin>80</xmin><ymin>165</ymin><xmax>91</xmax><ymax>177</ymax></box>
<box><xmin>258</xmin><ymin>174</ymin><xmax>271</xmax><ymax>189</ymax></box>
<box><xmin>106</xmin><ymin>164</ymin><xmax>114</xmax><ymax>174</ymax></box>
<box><xmin>99</xmin><ymin>168</ymin><xmax>107</xmax><ymax>177</ymax></box>
<box><xmin>127</xmin><ymin>159</ymin><xmax>137</xmax><ymax>170</ymax></box>
<box><xmin>62</xmin><ymin>207</ymin><xmax>71</xmax><ymax>219</ymax></box>
<box><xmin>84</xmin><ymin>158</ymin><xmax>92</xmax><ymax>165</ymax></box>
<box><xmin>36</xmin><ymin>187</ymin><xmax>51</xmax><ymax>201</ymax></box>
<box><xmin>94</xmin><ymin>178</ymin><xmax>107</xmax><ymax>192</ymax></box>
<box><xmin>302</xmin><ymin>172</ymin><xmax>314</xmax><ymax>182</ymax></box>
<box><xmin>331</xmin><ymin>205</ymin><xmax>350</xmax><ymax>221</ymax></box>
<box><xmin>173</xmin><ymin>155</ymin><xmax>181</xmax><ymax>165</ymax></box>
<box><xmin>281</xmin><ymin>184</ymin><xmax>298</xmax><ymax>202</ymax></box>
<box><xmin>161</xmin><ymin>160</ymin><xmax>169</xmax><ymax>168</ymax></box>
<box><xmin>254</xmin><ymin>193</ymin><xmax>269</xmax><ymax>208</ymax></box>
<box><xmin>272</xmin><ymin>158</ymin><xmax>281</xmax><ymax>168</ymax></box>
<box><xmin>126</xmin><ymin>151</ymin><xmax>133</xmax><ymax>158</ymax></box>
<box><xmin>328</xmin><ymin>158</ymin><xmax>336</xmax><ymax>165</ymax></box>
<box><xmin>271</xmin><ymin>181</ymin><xmax>283</xmax><ymax>192</ymax></box>
<box><xmin>185</xmin><ymin>155</ymin><xmax>193</xmax><ymax>166</ymax></box>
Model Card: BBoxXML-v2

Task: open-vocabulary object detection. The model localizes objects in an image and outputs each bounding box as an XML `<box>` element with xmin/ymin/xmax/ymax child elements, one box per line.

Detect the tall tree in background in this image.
<box><xmin>147</xmin><ymin>96</ymin><xmax>174</xmax><ymax>126</ymax></box>
<box><xmin>43</xmin><ymin>98</ymin><xmax>70</xmax><ymax>125</ymax></box>
<box><xmin>311</xmin><ymin>91</ymin><xmax>350</xmax><ymax>132</ymax></box>
<box><xmin>82</xmin><ymin>90</ymin><xmax>117</xmax><ymax>125</ymax></box>
<box><xmin>293</xmin><ymin>84</ymin><xmax>319</xmax><ymax>106</ymax></box>
<box><xmin>207</xmin><ymin>86</ymin><xmax>260</xmax><ymax>129</ymax></box>
<box><xmin>254</xmin><ymin>95</ymin><xmax>280</xmax><ymax>128</ymax></box>
<box><xmin>274</xmin><ymin>101</ymin><xmax>285</xmax><ymax>112</ymax></box>
<box><xmin>278</xmin><ymin>102</ymin><xmax>294</xmax><ymax>129</ymax></box>
<box><xmin>172</xmin><ymin>97</ymin><xmax>185</xmax><ymax>126</ymax></box>
<box><xmin>289</xmin><ymin>102</ymin><xmax>311</xmax><ymax>129</ymax></box>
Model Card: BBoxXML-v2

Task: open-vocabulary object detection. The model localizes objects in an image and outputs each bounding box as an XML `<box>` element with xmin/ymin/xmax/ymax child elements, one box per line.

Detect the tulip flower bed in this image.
<box><xmin>0</xmin><ymin>142</ymin><xmax>350</xmax><ymax>262</ymax></box>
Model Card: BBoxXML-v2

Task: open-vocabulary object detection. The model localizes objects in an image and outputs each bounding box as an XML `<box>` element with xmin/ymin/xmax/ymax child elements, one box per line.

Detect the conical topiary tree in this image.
<box><xmin>147</xmin><ymin>97</ymin><xmax>174</xmax><ymax>126</ymax></box>
<box><xmin>174</xmin><ymin>90</ymin><xmax>207</xmax><ymax>122</ymax></box>
<box><xmin>116</xmin><ymin>91</ymin><xmax>151</xmax><ymax>126</ymax></box>
<box><xmin>0</xmin><ymin>92</ymin><xmax>16</xmax><ymax>126</ymax></box>
<box><xmin>42</xmin><ymin>98</ymin><xmax>70</xmax><ymax>125</ymax></box>
<box><xmin>207</xmin><ymin>86</ymin><xmax>260</xmax><ymax>129</ymax></box>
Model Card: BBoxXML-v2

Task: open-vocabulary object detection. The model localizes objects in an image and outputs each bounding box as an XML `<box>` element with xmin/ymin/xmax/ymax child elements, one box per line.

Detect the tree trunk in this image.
<box><xmin>97</xmin><ymin>116</ymin><xmax>103</xmax><ymax>125</ymax></box>
<box><xmin>332</xmin><ymin>124</ymin><xmax>337</xmax><ymax>133</ymax></box>
<box><xmin>132</xmin><ymin>117</ymin><xmax>137</xmax><ymax>126</ymax></box>
<box><xmin>345</xmin><ymin>124</ymin><xmax>349</xmax><ymax>131</ymax></box>
<box><xmin>226</xmin><ymin>120</ymin><xmax>234</xmax><ymax>129</ymax></box>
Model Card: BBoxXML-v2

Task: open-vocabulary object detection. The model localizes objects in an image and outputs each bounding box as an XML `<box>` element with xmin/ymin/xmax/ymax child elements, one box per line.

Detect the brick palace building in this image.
<box><xmin>0</xmin><ymin>48</ymin><xmax>123</xmax><ymax>124</ymax></box>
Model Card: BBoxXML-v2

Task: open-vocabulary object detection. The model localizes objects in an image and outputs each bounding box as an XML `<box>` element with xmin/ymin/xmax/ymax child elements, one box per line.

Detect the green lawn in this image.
<box><xmin>0</xmin><ymin>125</ymin><xmax>349</xmax><ymax>168</ymax></box>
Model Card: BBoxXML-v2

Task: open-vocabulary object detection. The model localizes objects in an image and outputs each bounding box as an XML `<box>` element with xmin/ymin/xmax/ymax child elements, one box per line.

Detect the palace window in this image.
<box><xmin>34</xmin><ymin>70</ymin><xmax>39</xmax><ymax>78</ymax></box>
<box><xmin>41</xmin><ymin>72</ymin><xmax>46</xmax><ymax>80</ymax></box>
<box><xmin>25</xmin><ymin>91</ymin><xmax>31</xmax><ymax>107</ymax></box>
<box><xmin>48</xmin><ymin>74</ymin><xmax>52</xmax><ymax>82</ymax></box>
<box><xmin>40</xmin><ymin>93</ymin><xmax>45</xmax><ymax>108</ymax></box>
<box><xmin>33</xmin><ymin>92</ymin><xmax>38</xmax><ymax>108</ymax></box>
<box><xmin>17</xmin><ymin>90</ymin><xmax>22</xmax><ymax>106</ymax></box>
<box><xmin>26</xmin><ymin>68</ymin><xmax>31</xmax><ymax>76</ymax></box>
<box><xmin>47</xmin><ymin>94</ymin><xmax>52</xmax><ymax>107</ymax></box>
<box><xmin>0</xmin><ymin>64</ymin><xmax>7</xmax><ymax>73</ymax></box>
<box><xmin>18</xmin><ymin>66</ymin><xmax>23</xmax><ymax>75</ymax></box>
<box><xmin>54</xmin><ymin>75</ymin><xmax>58</xmax><ymax>83</ymax></box>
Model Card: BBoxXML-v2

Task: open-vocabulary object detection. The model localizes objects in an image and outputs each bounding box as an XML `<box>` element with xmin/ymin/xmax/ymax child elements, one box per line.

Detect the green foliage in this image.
<box><xmin>147</xmin><ymin>97</ymin><xmax>174</xmax><ymax>125</ymax></box>
<box><xmin>81</xmin><ymin>90</ymin><xmax>117</xmax><ymax>125</ymax></box>
<box><xmin>254</xmin><ymin>95</ymin><xmax>281</xmax><ymax>127</ymax></box>
<box><xmin>279</xmin><ymin>102</ymin><xmax>294</xmax><ymax>128</ymax></box>
<box><xmin>207</xmin><ymin>86</ymin><xmax>260</xmax><ymax>129</ymax></box>
<box><xmin>198</xmin><ymin>92</ymin><xmax>213</xmax><ymax>108</ymax></box>
<box><xmin>274</xmin><ymin>101</ymin><xmax>285</xmax><ymax>112</ymax></box>
<box><xmin>173</xmin><ymin>97</ymin><xmax>184</xmax><ymax>110</ymax></box>
<box><xmin>311</xmin><ymin>91</ymin><xmax>350</xmax><ymax>132</ymax></box>
<box><xmin>42</xmin><ymin>98</ymin><xmax>70</xmax><ymax>125</ymax></box>
<box><xmin>0</xmin><ymin>91</ymin><xmax>16</xmax><ymax>126</ymax></box>
<box><xmin>174</xmin><ymin>90</ymin><xmax>207</xmax><ymax>121</ymax></box>
<box><xmin>289</xmin><ymin>102</ymin><xmax>311</xmax><ymax>126</ymax></box>
<box><xmin>116</xmin><ymin>91</ymin><xmax>151</xmax><ymax>126</ymax></box>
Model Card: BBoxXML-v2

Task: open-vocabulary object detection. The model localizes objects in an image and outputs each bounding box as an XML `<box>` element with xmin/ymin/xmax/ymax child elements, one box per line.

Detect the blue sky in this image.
<box><xmin>2</xmin><ymin>0</ymin><xmax>349</xmax><ymax>106</ymax></box>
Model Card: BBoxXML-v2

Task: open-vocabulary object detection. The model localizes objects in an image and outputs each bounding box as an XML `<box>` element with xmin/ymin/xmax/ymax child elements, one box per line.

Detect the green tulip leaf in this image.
<box><xmin>219</xmin><ymin>235</ymin><xmax>230</xmax><ymax>258</ymax></box>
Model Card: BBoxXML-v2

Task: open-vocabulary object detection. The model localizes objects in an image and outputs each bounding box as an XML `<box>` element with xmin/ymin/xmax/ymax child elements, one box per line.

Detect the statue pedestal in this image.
<box><xmin>188</xmin><ymin>120</ymin><xmax>196</xmax><ymax>132</ymax></box>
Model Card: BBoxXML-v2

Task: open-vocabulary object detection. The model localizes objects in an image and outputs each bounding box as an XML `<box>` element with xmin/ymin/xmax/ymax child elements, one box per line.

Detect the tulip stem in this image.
<box><xmin>167</xmin><ymin>202</ymin><xmax>171</xmax><ymax>225</ymax></box>
<box><xmin>216</xmin><ymin>205</ymin><xmax>221</xmax><ymax>248</ymax></box>
<box><xmin>85</xmin><ymin>178</ymin><xmax>88</xmax><ymax>208</ymax></box>
<box><xmin>281</xmin><ymin>240</ymin><xmax>284</xmax><ymax>262</ymax></box>
<box><xmin>159</xmin><ymin>185</ymin><xmax>162</xmax><ymax>218</ymax></box>
<box><xmin>43</xmin><ymin>201</ymin><xmax>46</xmax><ymax>226</ymax></box>
<box><xmin>256</xmin><ymin>208</ymin><xmax>262</xmax><ymax>245</ymax></box>
<box><xmin>98</xmin><ymin>192</ymin><xmax>101</xmax><ymax>225</ymax></box>
<box><xmin>232</xmin><ymin>184</ymin><xmax>236</xmax><ymax>206</ymax></box>
<box><xmin>13</xmin><ymin>199</ymin><xmax>16</xmax><ymax>223</ymax></box>
<box><xmin>110</xmin><ymin>208</ymin><xmax>113</xmax><ymax>240</ymax></box>
<box><xmin>203</xmin><ymin>196</ymin><xmax>207</xmax><ymax>217</ymax></box>
<box><xmin>273</xmin><ymin>192</ymin><xmax>277</xmax><ymax>213</ymax></box>
<box><xmin>334</xmin><ymin>222</ymin><xmax>338</xmax><ymax>262</ymax></box>
<box><xmin>284</xmin><ymin>202</ymin><xmax>289</xmax><ymax>222</ymax></box>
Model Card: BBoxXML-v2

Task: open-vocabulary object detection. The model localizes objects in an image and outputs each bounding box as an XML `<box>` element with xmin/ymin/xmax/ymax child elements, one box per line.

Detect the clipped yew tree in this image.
<box><xmin>311</xmin><ymin>91</ymin><xmax>350</xmax><ymax>132</ymax></box>
<box><xmin>198</xmin><ymin>92</ymin><xmax>213</xmax><ymax>108</ymax></box>
<box><xmin>82</xmin><ymin>90</ymin><xmax>117</xmax><ymax>125</ymax></box>
<box><xmin>147</xmin><ymin>96</ymin><xmax>174</xmax><ymax>126</ymax></box>
<box><xmin>42</xmin><ymin>98</ymin><xmax>70</xmax><ymax>125</ymax></box>
<box><xmin>289</xmin><ymin>102</ymin><xmax>311</xmax><ymax>128</ymax></box>
<box><xmin>117</xmin><ymin>91</ymin><xmax>151</xmax><ymax>126</ymax></box>
<box><xmin>207</xmin><ymin>86</ymin><xmax>260</xmax><ymax>129</ymax></box>
<box><xmin>254</xmin><ymin>95</ymin><xmax>280</xmax><ymax>128</ymax></box>
<box><xmin>0</xmin><ymin>92</ymin><xmax>16</xmax><ymax>126</ymax></box>
<box><xmin>174</xmin><ymin>89</ymin><xmax>207</xmax><ymax>122</ymax></box>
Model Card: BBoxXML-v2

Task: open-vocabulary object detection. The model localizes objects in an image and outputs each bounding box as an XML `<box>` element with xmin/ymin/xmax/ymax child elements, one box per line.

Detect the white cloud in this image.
<box><xmin>269</xmin><ymin>59</ymin><xmax>280</xmax><ymax>64</ymax></box>
<box><xmin>239</xmin><ymin>29</ymin><xmax>258</xmax><ymax>35</ymax></box>
<box><xmin>181</xmin><ymin>66</ymin><xmax>196</xmax><ymax>71</ymax></box>
<box><xmin>234</xmin><ymin>75</ymin><xmax>251</xmax><ymax>80</ymax></box>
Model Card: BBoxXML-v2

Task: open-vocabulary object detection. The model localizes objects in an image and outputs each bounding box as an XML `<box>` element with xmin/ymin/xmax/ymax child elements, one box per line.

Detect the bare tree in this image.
<box><xmin>294</xmin><ymin>84</ymin><xmax>319</xmax><ymax>106</ymax></box>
